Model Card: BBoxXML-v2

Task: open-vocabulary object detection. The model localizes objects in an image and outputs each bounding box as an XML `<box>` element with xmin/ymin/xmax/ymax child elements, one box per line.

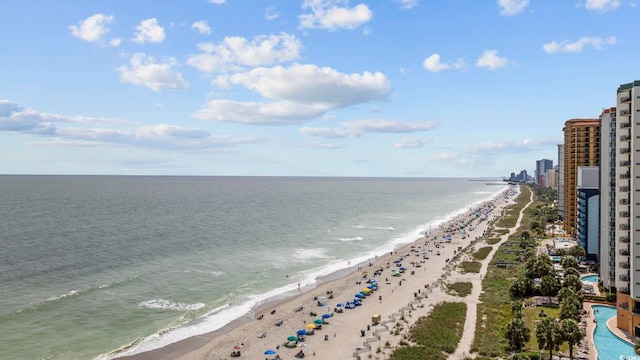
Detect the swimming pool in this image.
<box><xmin>592</xmin><ymin>305</ymin><xmax>635</xmax><ymax>359</ymax></box>
<box><xmin>581</xmin><ymin>275</ymin><xmax>598</xmax><ymax>283</ymax></box>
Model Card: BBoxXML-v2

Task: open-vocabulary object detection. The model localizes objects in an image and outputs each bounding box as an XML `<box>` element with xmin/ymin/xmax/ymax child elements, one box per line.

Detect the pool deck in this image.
<box><xmin>581</xmin><ymin>302</ymin><xmax>636</xmax><ymax>360</ymax></box>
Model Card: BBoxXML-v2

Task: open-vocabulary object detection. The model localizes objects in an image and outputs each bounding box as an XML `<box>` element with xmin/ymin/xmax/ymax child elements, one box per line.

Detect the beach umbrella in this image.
<box><xmin>367</xmin><ymin>285</ymin><xmax>375</xmax><ymax>290</ymax></box>
<box><xmin>362</xmin><ymin>288</ymin><xmax>371</xmax><ymax>293</ymax></box>
<box><xmin>233</xmin><ymin>343</ymin><xmax>243</xmax><ymax>349</ymax></box>
<box><xmin>314</xmin><ymin>319</ymin><xmax>324</xmax><ymax>324</ymax></box>
<box><xmin>306</xmin><ymin>323</ymin><xmax>316</xmax><ymax>329</ymax></box>
<box><xmin>336</xmin><ymin>303</ymin><xmax>344</xmax><ymax>307</ymax></box>
<box><xmin>297</xmin><ymin>343</ymin><xmax>307</xmax><ymax>348</ymax></box>
<box><xmin>265</xmin><ymin>350</ymin><xmax>277</xmax><ymax>355</ymax></box>
<box><xmin>354</xmin><ymin>293</ymin><xmax>363</xmax><ymax>298</ymax></box>
<box><xmin>359</xmin><ymin>291</ymin><xmax>367</xmax><ymax>296</ymax></box>
<box><xmin>287</xmin><ymin>335</ymin><xmax>298</xmax><ymax>342</ymax></box>
<box><xmin>297</xmin><ymin>329</ymin><xmax>307</xmax><ymax>335</ymax></box>
<box><xmin>322</xmin><ymin>313</ymin><xmax>331</xmax><ymax>319</ymax></box>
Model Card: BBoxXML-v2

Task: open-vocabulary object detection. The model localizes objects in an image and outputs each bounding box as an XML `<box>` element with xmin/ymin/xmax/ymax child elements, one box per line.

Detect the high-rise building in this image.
<box><xmin>536</xmin><ymin>159</ymin><xmax>553</xmax><ymax>186</ymax></box>
<box><xmin>563</xmin><ymin>119</ymin><xmax>600</xmax><ymax>235</ymax></box>
<box><xmin>613</xmin><ymin>80</ymin><xmax>640</xmax><ymax>335</ymax></box>
<box><xmin>562</xmin><ymin>119</ymin><xmax>600</xmax><ymax>234</ymax></box>
<box><xmin>599</xmin><ymin>107</ymin><xmax>617</xmax><ymax>292</ymax></box>
<box><xmin>558</xmin><ymin>144</ymin><xmax>565</xmax><ymax>219</ymax></box>
<box><xmin>576</xmin><ymin>166</ymin><xmax>599</xmax><ymax>260</ymax></box>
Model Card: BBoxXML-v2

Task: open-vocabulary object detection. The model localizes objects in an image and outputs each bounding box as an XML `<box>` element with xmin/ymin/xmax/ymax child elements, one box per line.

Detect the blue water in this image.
<box><xmin>551</xmin><ymin>256</ymin><xmax>562</xmax><ymax>263</ymax></box>
<box><xmin>581</xmin><ymin>275</ymin><xmax>598</xmax><ymax>283</ymax></box>
<box><xmin>0</xmin><ymin>175</ymin><xmax>511</xmax><ymax>359</ymax></box>
<box><xmin>592</xmin><ymin>305</ymin><xmax>635</xmax><ymax>359</ymax></box>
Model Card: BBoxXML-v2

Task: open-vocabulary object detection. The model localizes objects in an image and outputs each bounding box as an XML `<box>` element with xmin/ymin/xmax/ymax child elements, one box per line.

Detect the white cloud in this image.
<box><xmin>584</xmin><ymin>0</ymin><xmax>621</xmax><ymax>11</ymax></box>
<box><xmin>299</xmin><ymin>0</ymin><xmax>373</xmax><ymax>31</ymax></box>
<box><xmin>394</xmin><ymin>137</ymin><xmax>431</xmax><ymax>148</ymax></box>
<box><xmin>476</xmin><ymin>50</ymin><xmax>510</xmax><ymax>70</ymax></box>
<box><xmin>109</xmin><ymin>38</ymin><xmax>122</xmax><ymax>47</ymax></box>
<box><xmin>265</xmin><ymin>6</ymin><xmax>280</xmax><ymax>20</ymax></box>
<box><xmin>301</xmin><ymin>119</ymin><xmax>436</xmax><ymax>138</ymax></box>
<box><xmin>69</xmin><ymin>14</ymin><xmax>115</xmax><ymax>43</ymax></box>
<box><xmin>117</xmin><ymin>53</ymin><xmax>189</xmax><ymax>91</ymax></box>
<box><xmin>422</xmin><ymin>54</ymin><xmax>465</xmax><ymax>73</ymax></box>
<box><xmin>0</xmin><ymin>99</ymin><xmax>260</xmax><ymax>151</ymax></box>
<box><xmin>395</xmin><ymin>0</ymin><xmax>418</xmax><ymax>9</ymax></box>
<box><xmin>193</xmin><ymin>100</ymin><xmax>327</xmax><ymax>125</ymax></box>
<box><xmin>132</xmin><ymin>18</ymin><xmax>166</xmax><ymax>44</ymax></box>
<box><xmin>433</xmin><ymin>137</ymin><xmax>560</xmax><ymax>165</ymax></box>
<box><xmin>542</xmin><ymin>36</ymin><xmax>617</xmax><ymax>53</ymax></box>
<box><xmin>214</xmin><ymin>63</ymin><xmax>390</xmax><ymax>108</ymax></box>
<box><xmin>187</xmin><ymin>33</ymin><xmax>302</xmax><ymax>73</ymax></box>
<box><xmin>209</xmin><ymin>0</ymin><xmax>226</xmax><ymax>3</ymax></box>
<box><xmin>191</xmin><ymin>20</ymin><xmax>211</xmax><ymax>35</ymax></box>
<box><xmin>497</xmin><ymin>0</ymin><xmax>529</xmax><ymax>15</ymax></box>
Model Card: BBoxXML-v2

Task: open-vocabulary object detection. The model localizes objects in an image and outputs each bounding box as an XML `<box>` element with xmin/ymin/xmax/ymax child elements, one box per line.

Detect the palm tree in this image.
<box><xmin>540</xmin><ymin>274</ymin><xmax>560</xmax><ymax>304</ymax></box>
<box><xmin>536</xmin><ymin>317</ymin><xmax>562</xmax><ymax>360</ymax></box>
<box><xmin>560</xmin><ymin>318</ymin><xmax>584</xmax><ymax>359</ymax></box>
<box><xmin>562</xmin><ymin>274</ymin><xmax>583</xmax><ymax>293</ymax></box>
<box><xmin>557</xmin><ymin>287</ymin><xmax>576</xmax><ymax>304</ymax></box>
<box><xmin>560</xmin><ymin>256</ymin><xmax>579</xmax><ymax>271</ymax></box>
<box><xmin>505</xmin><ymin>317</ymin><xmax>530</xmax><ymax>353</ymax></box>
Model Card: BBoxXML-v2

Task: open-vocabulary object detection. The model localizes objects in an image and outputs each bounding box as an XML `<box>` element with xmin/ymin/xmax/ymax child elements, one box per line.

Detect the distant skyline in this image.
<box><xmin>0</xmin><ymin>0</ymin><xmax>636</xmax><ymax>177</ymax></box>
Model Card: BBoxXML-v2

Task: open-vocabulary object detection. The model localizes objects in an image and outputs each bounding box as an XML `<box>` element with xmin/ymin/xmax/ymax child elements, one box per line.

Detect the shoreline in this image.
<box><xmin>115</xmin><ymin>186</ymin><xmax>516</xmax><ymax>360</ymax></box>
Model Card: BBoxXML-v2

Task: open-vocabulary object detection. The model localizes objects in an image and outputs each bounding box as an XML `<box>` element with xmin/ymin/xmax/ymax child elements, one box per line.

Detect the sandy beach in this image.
<box><xmin>119</xmin><ymin>186</ymin><xmax>520</xmax><ymax>360</ymax></box>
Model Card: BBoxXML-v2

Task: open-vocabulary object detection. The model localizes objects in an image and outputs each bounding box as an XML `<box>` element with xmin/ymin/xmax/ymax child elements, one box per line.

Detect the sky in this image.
<box><xmin>0</xmin><ymin>0</ymin><xmax>636</xmax><ymax>177</ymax></box>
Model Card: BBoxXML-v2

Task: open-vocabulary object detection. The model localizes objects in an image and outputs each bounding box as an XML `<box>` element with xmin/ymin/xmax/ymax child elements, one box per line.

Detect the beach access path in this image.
<box><xmin>121</xmin><ymin>187</ymin><xmax>519</xmax><ymax>360</ymax></box>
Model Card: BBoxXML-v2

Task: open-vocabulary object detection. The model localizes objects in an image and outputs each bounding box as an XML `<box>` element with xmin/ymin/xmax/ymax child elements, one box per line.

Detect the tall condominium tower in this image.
<box><xmin>536</xmin><ymin>159</ymin><xmax>553</xmax><ymax>186</ymax></box>
<box><xmin>614</xmin><ymin>80</ymin><xmax>640</xmax><ymax>335</ymax></box>
<box><xmin>558</xmin><ymin>144</ymin><xmax>565</xmax><ymax>219</ymax></box>
<box><xmin>599</xmin><ymin>107</ymin><xmax>617</xmax><ymax>292</ymax></box>
<box><xmin>563</xmin><ymin>119</ymin><xmax>600</xmax><ymax>236</ymax></box>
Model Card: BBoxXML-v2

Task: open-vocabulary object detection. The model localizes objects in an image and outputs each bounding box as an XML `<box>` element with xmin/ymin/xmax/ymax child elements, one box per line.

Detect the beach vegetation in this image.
<box><xmin>535</xmin><ymin>317</ymin><xmax>562</xmax><ymax>360</ymax></box>
<box><xmin>559</xmin><ymin>318</ymin><xmax>584</xmax><ymax>360</ymax></box>
<box><xmin>459</xmin><ymin>261</ymin><xmax>482</xmax><ymax>273</ymax></box>
<box><xmin>446</xmin><ymin>282</ymin><xmax>473</xmax><ymax>297</ymax></box>
<box><xmin>504</xmin><ymin>317</ymin><xmax>530</xmax><ymax>352</ymax></box>
<box><xmin>390</xmin><ymin>301</ymin><xmax>466</xmax><ymax>359</ymax></box>
<box><xmin>472</xmin><ymin>247</ymin><xmax>492</xmax><ymax>260</ymax></box>
<box><xmin>486</xmin><ymin>237</ymin><xmax>501</xmax><ymax>245</ymax></box>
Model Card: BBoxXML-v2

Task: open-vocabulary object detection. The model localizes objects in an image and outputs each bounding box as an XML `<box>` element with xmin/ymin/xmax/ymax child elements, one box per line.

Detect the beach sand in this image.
<box><xmin>118</xmin><ymin>186</ymin><xmax>520</xmax><ymax>360</ymax></box>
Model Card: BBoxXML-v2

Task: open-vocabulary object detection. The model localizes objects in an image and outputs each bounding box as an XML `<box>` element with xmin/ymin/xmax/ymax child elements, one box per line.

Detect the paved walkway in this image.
<box><xmin>448</xmin><ymin>188</ymin><xmax>533</xmax><ymax>360</ymax></box>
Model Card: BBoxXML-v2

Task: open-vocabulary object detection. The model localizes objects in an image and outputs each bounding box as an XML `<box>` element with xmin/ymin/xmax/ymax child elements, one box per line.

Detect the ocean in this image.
<box><xmin>0</xmin><ymin>175</ymin><xmax>509</xmax><ymax>360</ymax></box>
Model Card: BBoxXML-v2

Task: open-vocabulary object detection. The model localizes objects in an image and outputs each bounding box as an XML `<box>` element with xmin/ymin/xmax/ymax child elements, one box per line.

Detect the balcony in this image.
<box><xmin>620</xmin><ymin>199</ymin><xmax>630</xmax><ymax>205</ymax></box>
<box><xmin>621</xmin><ymin>148</ymin><xmax>631</xmax><ymax>154</ymax></box>
<box><xmin>620</xmin><ymin>274</ymin><xmax>630</xmax><ymax>282</ymax></box>
<box><xmin>620</xmin><ymin>287</ymin><xmax>631</xmax><ymax>295</ymax></box>
<box><xmin>620</xmin><ymin>109</ymin><xmax>631</xmax><ymax>116</ymax></box>
<box><xmin>620</xmin><ymin>161</ymin><xmax>631</xmax><ymax>167</ymax></box>
<box><xmin>621</xmin><ymin>122</ymin><xmax>632</xmax><ymax>128</ymax></box>
<box><xmin>620</xmin><ymin>186</ymin><xmax>630</xmax><ymax>192</ymax></box>
<box><xmin>620</xmin><ymin>302</ymin><xmax>630</xmax><ymax>310</ymax></box>
<box><xmin>619</xmin><ymin>211</ymin><xmax>630</xmax><ymax>218</ymax></box>
<box><xmin>620</xmin><ymin>173</ymin><xmax>631</xmax><ymax>180</ymax></box>
<box><xmin>619</xmin><ymin>262</ymin><xmax>631</xmax><ymax>269</ymax></box>
<box><xmin>620</xmin><ymin>224</ymin><xmax>630</xmax><ymax>230</ymax></box>
<box><xmin>621</xmin><ymin>96</ymin><xmax>631</xmax><ymax>102</ymax></box>
<box><xmin>619</xmin><ymin>249</ymin><xmax>630</xmax><ymax>256</ymax></box>
<box><xmin>620</xmin><ymin>236</ymin><xmax>630</xmax><ymax>243</ymax></box>
<box><xmin>621</xmin><ymin>135</ymin><xmax>631</xmax><ymax>141</ymax></box>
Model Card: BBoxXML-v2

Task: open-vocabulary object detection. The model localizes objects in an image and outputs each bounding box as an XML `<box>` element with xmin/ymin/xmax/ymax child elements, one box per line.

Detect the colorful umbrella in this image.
<box><xmin>306</xmin><ymin>324</ymin><xmax>316</xmax><ymax>329</ymax></box>
<box><xmin>297</xmin><ymin>343</ymin><xmax>307</xmax><ymax>348</ymax></box>
<box><xmin>336</xmin><ymin>303</ymin><xmax>344</xmax><ymax>307</ymax></box>
<box><xmin>322</xmin><ymin>313</ymin><xmax>331</xmax><ymax>318</ymax></box>
<box><xmin>264</xmin><ymin>350</ymin><xmax>277</xmax><ymax>355</ymax></box>
<box><xmin>287</xmin><ymin>335</ymin><xmax>298</xmax><ymax>342</ymax></box>
<box><xmin>354</xmin><ymin>293</ymin><xmax>363</xmax><ymax>298</ymax></box>
<box><xmin>297</xmin><ymin>329</ymin><xmax>307</xmax><ymax>335</ymax></box>
<box><xmin>233</xmin><ymin>343</ymin><xmax>243</xmax><ymax>349</ymax></box>
<box><xmin>314</xmin><ymin>319</ymin><xmax>324</xmax><ymax>324</ymax></box>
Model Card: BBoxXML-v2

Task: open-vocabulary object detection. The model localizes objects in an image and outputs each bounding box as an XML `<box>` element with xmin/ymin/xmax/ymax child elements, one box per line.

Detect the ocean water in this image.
<box><xmin>0</xmin><ymin>175</ymin><xmax>509</xmax><ymax>360</ymax></box>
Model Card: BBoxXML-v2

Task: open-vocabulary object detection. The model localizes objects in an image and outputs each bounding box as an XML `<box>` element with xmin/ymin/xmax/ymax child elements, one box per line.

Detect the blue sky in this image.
<box><xmin>0</xmin><ymin>0</ymin><xmax>635</xmax><ymax>177</ymax></box>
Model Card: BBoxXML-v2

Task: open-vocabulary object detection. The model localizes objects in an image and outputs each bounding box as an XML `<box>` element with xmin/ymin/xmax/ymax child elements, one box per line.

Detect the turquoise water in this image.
<box><xmin>581</xmin><ymin>275</ymin><xmax>598</xmax><ymax>282</ymax></box>
<box><xmin>592</xmin><ymin>305</ymin><xmax>635</xmax><ymax>359</ymax></box>
<box><xmin>551</xmin><ymin>256</ymin><xmax>562</xmax><ymax>263</ymax></box>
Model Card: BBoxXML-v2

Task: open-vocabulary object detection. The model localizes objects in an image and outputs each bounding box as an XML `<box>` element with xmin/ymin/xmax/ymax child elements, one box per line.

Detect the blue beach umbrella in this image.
<box><xmin>322</xmin><ymin>313</ymin><xmax>331</xmax><ymax>319</ymax></box>
<box><xmin>336</xmin><ymin>303</ymin><xmax>344</xmax><ymax>307</ymax></box>
<box><xmin>297</xmin><ymin>329</ymin><xmax>307</xmax><ymax>335</ymax></box>
<box><xmin>265</xmin><ymin>350</ymin><xmax>277</xmax><ymax>355</ymax></box>
<box><xmin>354</xmin><ymin>293</ymin><xmax>363</xmax><ymax>298</ymax></box>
